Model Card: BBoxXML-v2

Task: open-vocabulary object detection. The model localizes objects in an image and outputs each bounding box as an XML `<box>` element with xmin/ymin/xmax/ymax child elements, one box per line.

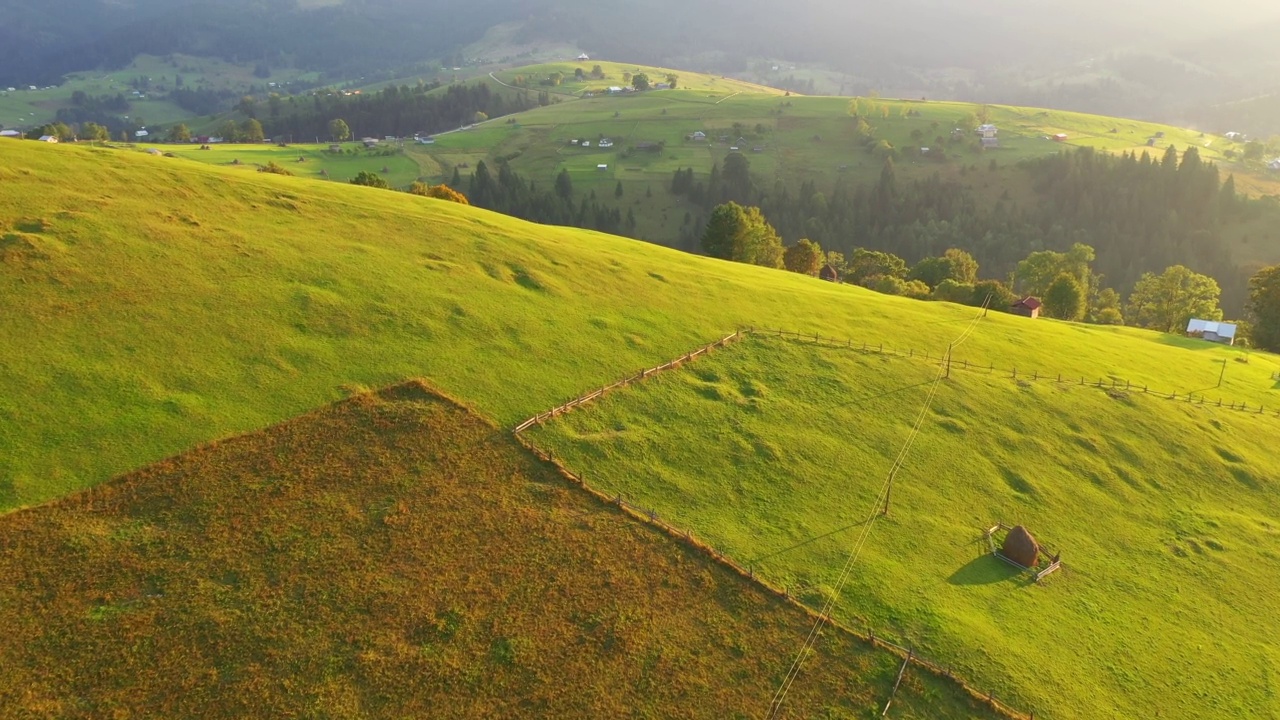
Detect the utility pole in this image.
<box><xmin>946</xmin><ymin>342</ymin><xmax>953</xmax><ymax>379</ymax></box>
<box><xmin>1217</xmin><ymin>358</ymin><xmax>1227</xmax><ymax>388</ymax></box>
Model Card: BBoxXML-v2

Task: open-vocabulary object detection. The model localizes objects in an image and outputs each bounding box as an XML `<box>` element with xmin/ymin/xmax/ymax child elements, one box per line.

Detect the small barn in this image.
<box><xmin>819</xmin><ymin>264</ymin><xmax>840</xmax><ymax>283</ymax></box>
<box><xmin>596</xmin><ymin>164</ymin><xmax>608</xmax><ymax>171</ymax></box>
<box><xmin>38</xmin><ymin>135</ymin><xmax>58</xmax><ymax>143</ymax></box>
<box><xmin>1011</xmin><ymin>297</ymin><xmax>1042</xmax><ymax>318</ymax></box>
<box><xmin>1186</xmin><ymin>318</ymin><xmax>1237</xmax><ymax>345</ymax></box>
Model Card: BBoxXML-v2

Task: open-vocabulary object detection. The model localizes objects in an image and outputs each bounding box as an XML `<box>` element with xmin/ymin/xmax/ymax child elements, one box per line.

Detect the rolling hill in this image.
<box><xmin>2</xmin><ymin>139</ymin><xmax>1279</xmax><ymax>717</ymax></box>
<box><xmin>4</xmin><ymin>140</ymin><xmax>1278</xmax><ymax>511</ymax></box>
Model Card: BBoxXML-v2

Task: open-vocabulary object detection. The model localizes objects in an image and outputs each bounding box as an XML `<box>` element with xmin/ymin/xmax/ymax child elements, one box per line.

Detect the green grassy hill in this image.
<box><xmin>0</xmin><ymin>381</ymin><xmax>1000</xmax><ymax>718</ymax></box>
<box><xmin>2</xmin><ymin>139</ymin><xmax>1279</xmax><ymax>717</ymax></box>
<box><xmin>527</xmin><ymin>334</ymin><xmax>1280</xmax><ymax>719</ymax></box>
<box><xmin>4</xmin><ymin>140</ymin><xmax>1277</xmax><ymax>511</ymax></box>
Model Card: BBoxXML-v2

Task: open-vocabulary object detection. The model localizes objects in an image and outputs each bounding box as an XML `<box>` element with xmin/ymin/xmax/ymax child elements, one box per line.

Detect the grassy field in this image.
<box><xmin>2</xmin><ymin>139</ymin><xmax>1278</xmax><ymax>514</ymax></box>
<box><xmin>0</xmin><ymin>380</ymin><xmax>1002</xmax><ymax>718</ymax></box>
<box><xmin>527</xmin><ymin>334</ymin><xmax>1280</xmax><ymax>719</ymax></box>
<box><xmin>163</xmin><ymin>142</ymin><xmax>429</xmax><ymax>189</ymax></box>
<box><xmin>0</xmin><ymin>54</ymin><xmax>317</xmax><ymax>133</ymax></box>
<box><xmin>404</xmin><ymin>74</ymin><xmax>1280</xmax><ymax>254</ymax></box>
<box><xmin>2</xmin><ymin>130</ymin><xmax>1280</xmax><ymax>718</ymax></box>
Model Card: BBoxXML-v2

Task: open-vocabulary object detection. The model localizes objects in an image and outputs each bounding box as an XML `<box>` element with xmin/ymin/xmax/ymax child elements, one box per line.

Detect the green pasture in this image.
<box><xmin>491</xmin><ymin>60</ymin><xmax>783</xmax><ymax>98</ymax></box>
<box><xmin>0</xmin><ymin>54</ymin><xmax>315</xmax><ymax>132</ymax></box>
<box><xmin>528</xmin><ymin>334</ymin><xmax>1280</xmax><ymax>720</ymax></box>
<box><xmin>164</xmin><ymin>142</ymin><xmax>425</xmax><ymax>188</ymax></box>
<box><xmin>3</xmin><ymin>139</ymin><xmax>1277</xmax><ymax>507</ymax></box>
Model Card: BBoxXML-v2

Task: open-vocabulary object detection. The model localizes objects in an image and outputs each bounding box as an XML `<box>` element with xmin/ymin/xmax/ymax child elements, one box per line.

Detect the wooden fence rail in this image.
<box><xmin>513</xmin><ymin>330</ymin><xmax>750</xmax><ymax>434</ymax></box>
<box><xmin>766</xmin><ymin>329</ymin><xmax>1279</xmax><ymax>421</ymax></box>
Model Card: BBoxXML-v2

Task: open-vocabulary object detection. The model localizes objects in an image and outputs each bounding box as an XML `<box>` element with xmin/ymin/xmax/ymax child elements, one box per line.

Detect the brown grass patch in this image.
<box><xmin>0</xmin><ymin>381</ymin><xmax>1000</xmax><ymax>719</ymax></box>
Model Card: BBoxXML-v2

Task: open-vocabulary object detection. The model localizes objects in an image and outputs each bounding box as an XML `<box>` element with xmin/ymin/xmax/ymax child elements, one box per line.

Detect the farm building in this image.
<box><xmin>1011</xmin><ymin>297</ymin><xmax>1042</xmax><ymax>318</ymax></box>
<box><xmin>1052</xmin><ymin>133</ymin><xmax>1068</xmax><ymax>142</ymax></box>
<box><xmin>598</xmin><ymin>139</ymin><xmax>614</xmax><ymax>148</ymax></box>
<box><xmin>596</xmin><ymin>164</ymin><xmax>609</xmax><ymax>171</ymax></box>
<box><xmin>1225</xmin><ymin>131</ymin><xmax>1243</xmax><ymax>140</ymax></box>
<box><xmin>819</xmin><ymin>264</ymin><xmax>840</xmax><ymax>283</ymax></box>
<box><xmin>577</xmin><ymin>53</ymin><xmax>590</xmax><ymax>61</ymax></box>
<box><xmin>976</xmin><ymin>124</ymin><xmax>998</xmax><ymax>139</ymax></box>
<box><xmin>415</xmin><ymin>136</ymin><xmax>435</xmax><ymax>144</ymax></box>
<box><xmin>0</xmin><ymin>130</ymin><xmax>22</xmax><ymax>139</ymax></box>
<box><xmin>690</xmin><ymin>131</ymin><xmax>707</xmax><ymax>141</ymax></box>
<box><xmin>1268</xmin><ymin>159</ymin><xmax>1280</xmax><ymax>171</ymax></box>
<box><xmin>135</xmin><ymin>130</ymin><xmax>149</xmax><ymax>139</ymax></box>
<box><xmin>37</xmin><ymin>135</ymin><xmax>58</xmax><ymax>143</ymax></box>
<box><xmin>1186</xmin><ymin>319</ymin><xmax>1237</xmax><ymax>345</ymax></box>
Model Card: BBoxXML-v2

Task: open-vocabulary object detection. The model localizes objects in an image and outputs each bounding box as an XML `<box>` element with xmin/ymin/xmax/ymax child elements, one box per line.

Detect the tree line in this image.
<box><xmin>255</xmin><ymin>83</ymin><xmax>533</xmax><ymax>142</ymax></box>
<box><xmin>701</xmin><ymin>201</ymin><xmax>1255</xmax><ymax>341</ymax></box>
<box><xmin>670</xmin><ymin>145</ymin><xmax>1266</xmax><ymax>313</ymax></box>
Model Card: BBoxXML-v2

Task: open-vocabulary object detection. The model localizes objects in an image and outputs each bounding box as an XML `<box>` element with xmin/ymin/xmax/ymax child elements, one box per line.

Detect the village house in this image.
<box><xmin>577</xmin><ymin>53</ymin><xmax>590</xmax><ymax>61</ymax></box>
<box><xmin>1186</xmin><ymin>319</ymin><xmax>1237</xmax><ymax>345</ymax></box>
<box><xmin>689</xmin><ymin>131</ymin><xmax>707</xmax><ymax>141</ymax></box>
<box><xmin>1011</xmin><ymin>297</ymin><xmax>1042</xmax><ymax>319</ymax></box>
<box><xmin>37</xmin><ymin>135</ymin><xmax>58</xmax><ymax>143</ymax></box>
<box><xmin>819</xmin><ymin>264</ymin><xmax>841</xmax><ymax>283</ymax></box>
<box><xmin>0</xmin><ymin>130</ymin><xmax>22</xmax><ymax>139</ymax></box>
<box><xmin>977</xmin><ymin>124</ymin><xmax>998</xmax><ymax>139</ymax></box>
<box><xmin>598</xmin><ymin>139</ymin><xmax>614</xmax><ymax>148</ymax></box>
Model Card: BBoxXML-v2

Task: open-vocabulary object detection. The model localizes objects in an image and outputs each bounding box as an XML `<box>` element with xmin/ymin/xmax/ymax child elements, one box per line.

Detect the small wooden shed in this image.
<box><xmin>1011</xmin><ymin>296</ymin><xmax>1042</xmax><ymax>319</ymax></box>
<box><xmin>819</xmin><ymin>264</ymin><xmax>841</xmax><ymax>283</ymax></box>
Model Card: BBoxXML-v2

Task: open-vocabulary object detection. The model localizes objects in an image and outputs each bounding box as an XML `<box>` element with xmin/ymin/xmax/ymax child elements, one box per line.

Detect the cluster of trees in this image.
<box><xmin>255</xmin><ymin>83</ymin><xmax>532</xmax><ymax>142</ymax></box>
<box><xmin>466</xmin><ymin>162</ymin><xmax>636</xmax><ymax>237</ymax></box>
<box><xmin>673</xmin><ymin>145</ymin><xmax>1259</xmax><ymax>312</ymax></box>
<box><xmin>702</xmin><ymin>203</ymin><xmax>1235</xmax><ymax>331</ymax></box>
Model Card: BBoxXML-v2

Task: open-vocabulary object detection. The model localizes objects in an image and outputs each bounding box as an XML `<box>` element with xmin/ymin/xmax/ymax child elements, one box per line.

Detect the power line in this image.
<box><xmin>766</xmin><ymin>298</ymin><xmax>990</xmax><ymax>719</ymax></box>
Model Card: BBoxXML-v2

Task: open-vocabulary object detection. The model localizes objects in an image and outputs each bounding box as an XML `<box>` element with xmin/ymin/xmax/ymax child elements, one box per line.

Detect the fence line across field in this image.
<box><xmin>767</xmin><ymin>328</ymin><xmax>1279</xmax><ymax>419</ymax></box>
<box><xmin>514</xmin><ymin>434</ymin><xmax>1038</xmax><ymax>720</ymax></box>
<box><xmin>514</xmin><ymin>328</ymin><xmax>1275</xmax><ymax>435</ymax></box>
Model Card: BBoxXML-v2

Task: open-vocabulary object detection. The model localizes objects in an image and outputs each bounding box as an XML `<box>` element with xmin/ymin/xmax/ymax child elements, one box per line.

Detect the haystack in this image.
<box><xmin>1002</xmin><ymin>525</ymin><xmax>1040</xmax><ymax>567</ymax></box>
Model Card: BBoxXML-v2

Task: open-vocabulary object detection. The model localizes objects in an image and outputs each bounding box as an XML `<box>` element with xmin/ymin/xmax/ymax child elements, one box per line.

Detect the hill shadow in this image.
<box><xmin>947</xmin><ymin>555</ymin><xmax>1024</xmax><ymax>586</ymax></box>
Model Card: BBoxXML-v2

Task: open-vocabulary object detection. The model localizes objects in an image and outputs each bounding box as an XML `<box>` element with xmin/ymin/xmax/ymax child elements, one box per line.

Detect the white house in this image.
<box><xmin>1186</xmin><ymin>318</ymin><xmax>1237</xmax><ymax>345</ymax></box>
<box><xmin>597</xmin><ymin>163</ymin><xmax>608</xmax><ymax>171</ymax></box>
<box><xmin>581</xmin><ymin>140</ymin><xmax>591</xmax><ymax>147</ymax></box>
<box><xmin>1268</xmin><ymin>159</ymin><xmax>1280</xmax><ymax>171</ymax></box>
<box><xmin>577</xmin><ymin>53</ymin><xmax>590</xmax><ymax>61</ymax></box>
<box><xmin>598</xmin><ymin>139</ymin><xmax>614</xmax><ymax>148</ymax></box>
<box><xmin>38</xmin><ymin>135</ymin><xmax>59</xmax><ymax>142</ymax></box>
<box><xmin>690</xmin><ymin>131</ymin><xmax>707</xmax><ymax>141</ymax></box>
<box><xmin>135</xmin><ymin>129</ymin><xmax>149</xmax><ymax>138</ymax></box>
<box><xmin>607</xmin><ymin>86</ymin><xmax>623</xmax><ymax>94</ymax></box>
<box><xmin>1225</xmin><ymin>131</ymin><xmax>1243</xmax><ymax>140</ymax></box>
<box><xmin>0</xmin><ymin>129</ymin><xmax>21</xmax><ymax>138</ymax></box>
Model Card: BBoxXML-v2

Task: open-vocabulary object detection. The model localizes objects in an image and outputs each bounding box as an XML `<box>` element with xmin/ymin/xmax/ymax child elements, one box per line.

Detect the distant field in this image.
<box><xmin>528</xmin><ymin>334</ymin><xmax>1280</xmax><ymax>720</ymax></box>
<box><xmin>163</xmin><ymin>142</ymin><xmax>427</xmax><ymax>189</ymax></box>
<box><xmin>408</xmin><ymin>77</ymin><xmax>1280</xmax><ymax>250</ymax></box>
<box><xmin>0</xmin><ymin>54</ymin><xmax>318</xmax><ymax>132</ymax></box>
<box><xmin>0</xmin><ymin>381</ymin><xmax>1001</xmax><ymax>718</ymax></box>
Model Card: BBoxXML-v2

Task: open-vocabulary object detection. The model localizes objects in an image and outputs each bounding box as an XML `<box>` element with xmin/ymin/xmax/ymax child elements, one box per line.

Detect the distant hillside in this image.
<box><xmin>0</xmin><ymin>380</ymin><xmax>1000</xmax><ymax>718</ymax></box>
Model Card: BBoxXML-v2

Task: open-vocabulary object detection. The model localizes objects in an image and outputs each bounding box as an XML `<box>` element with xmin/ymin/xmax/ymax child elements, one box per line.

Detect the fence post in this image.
<box><xmin>1012</xmin><ymin>367</ymin><xmax>1017</xmax><ymax>379</ymax></box>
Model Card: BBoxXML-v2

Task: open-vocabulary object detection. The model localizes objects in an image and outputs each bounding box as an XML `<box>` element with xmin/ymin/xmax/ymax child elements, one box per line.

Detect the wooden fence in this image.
<box><xmin>513</xmin><ymin>330</ymin><xmax>749</xmax><ymax>434</ymax></box>
<box><xmin>766</xmin><ymin>328</ymin><xmax>1280</xmax><ymax>420</ymax></box>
